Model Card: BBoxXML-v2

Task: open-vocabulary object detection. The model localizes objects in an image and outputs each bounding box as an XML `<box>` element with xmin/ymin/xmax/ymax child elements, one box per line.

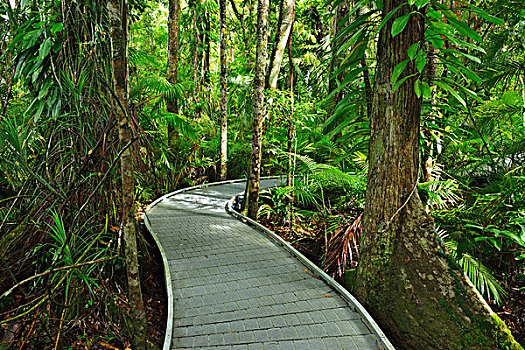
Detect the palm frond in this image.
<box><xmin>436</xmin><ymin>229</ymin><xmax>507</xmax><ymax>304</ymax></box>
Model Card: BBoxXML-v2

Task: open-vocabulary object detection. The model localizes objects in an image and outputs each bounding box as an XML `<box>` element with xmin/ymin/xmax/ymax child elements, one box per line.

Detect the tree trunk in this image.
<box><xmin>108</xmin><ymin>1</ymin><xmax>145</xmax><ymax>349</ymax></box>
<box><xmin>422</xmin><ymin>44</ymin><xmax>440</xmax><ymax>183</ymax></box>
<box><xmin>229</xmin><ymin>0</ymin><xmax>251</xmax><ymax>67</ymax></box>
<box><xmin>219</xmin><ymin>0</ymin><xmax>228</xmax><ymax>180</ymax></box>
<box><xmin>244</xmin><ymin>0</ymin><xmax>269</xmax><ymax>220</ymax></box>
<box><xmin>326</xmin><ymin>0</ymin><xmax>349</xmax><ymax>141</ymax></box>
<box><xmin>328</xmin><ymin>1</ymin><xmax>349</xmax><ymax>93</ymax></box>
<box><xmin>191</xmin><ymin>0</ymin><xmax>201</xmax><ymax>94</ymax></box>
<box><xmin>355</xmin><ymin>1</ymin><xmax>522</xmax><ymax>349</ymax></box>
<box><xmin>203</xmin><ymin>12</ymin><xmax>211</xmax><ymax>85</ymax></box>
<box><xmin>266</xmin><ymin>0</ymin><xmax>294</xmax><ymax>89</ymax></box>
<box><xmin>167</xmin><ymin>0</ymin><xmax>181</xmax><ymax>147</ymax></box>
<box><xmin>361</xmin><ymin>53</ymin><xmax>373</xmax><ymax>119</ymax></box>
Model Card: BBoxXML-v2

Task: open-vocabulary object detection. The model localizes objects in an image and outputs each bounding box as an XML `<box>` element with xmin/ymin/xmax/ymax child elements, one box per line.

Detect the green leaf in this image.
<box><xmin>421</xmin><ymin>81</ymin><xmax>431</xmax><ymax>98</ymax></box>
<box><xmin>416</xmin><ymin>50</ymin><xmax>426</xmax><ymax>73</ymax></box>
<box><xmin>376</xmin><ymin>3</ymin><xmax>405</xmax><ymax>34</ymax></box>
<box><xmin>50</xmin><ymin>23</ymin><xmax>63</xmax><ymax>34</ymax></box>
<box><xmin>467</xmin><ymin>3</ymin><xmax>505</xmax><ymax>25</ymax></box>
<box><xmin>415</xmin><ymin>0</ymin><xmax>428</xmax><ymax>9</ymax></box>
<box><xmin>34</xmin><ymin>99</ymin><xmax>45</xmax><ymax>123</ymax></box>
<box><xmin>414</xmin><ymin>79</ymin><xmax>422</xmax><ymax>98</ymax></box>
<box><xmin>39</xmin><ymin>37</ymin><xmax>52</xmax><ymax>60</ymax></box>
<box><xmin>448</xmin><ymin>37</ymin><xmax>486</xmax><ymax>54</ymax></box>
<box><xmin>429</xmin><ymin>20</ymin><xmax>454</xmax><ymax>37</ymax></box>
<box><xmin>408</xmin><ymin>43</ymin><xmax>419</xmax><ymax>60</ymax></box>
<box><xmin>447</xmin><ymin>17</ymin><xmax>482</xmax><ymax>42</ymax></box>
<box><xmin>392</xmin><ymin>59</ymin><xmax>409</xmax><ymax>85</ymax></box>
<box><xmin>391</xmin><ymin>13</ymin><xmax>410</xmax><ymax>37</ymax></box>
<box><xmin>393</xmin><ymin>74</ymin><xmax>416</xmax><ymax>93</ymax></box>
<box><xmin>425</xmin><ymin>28</ymin><xmax>443</xmax><ymax>49</ymax></box>
<box><xmin>502</xmin><ymin>91</ymin><xmax>519</xmax><ymax>106</ymax></box>
<box><xmin>434</xmin><ymin>80</ymin><xmax>466</xmax><ymax>109</ymax></box>
<box><xmin>38</xmin><ymin>78</ymin><xmax>52</xmax><ymax>99</ymax></box>
<box><xmin>22</xmin><ymin>29</ymin><xmax>43</xmax><ymax>49</ymax></box>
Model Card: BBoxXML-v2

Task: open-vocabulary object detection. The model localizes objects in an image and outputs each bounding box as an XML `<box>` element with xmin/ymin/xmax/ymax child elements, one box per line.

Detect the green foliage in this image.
<box><xmin>437</xmin><ymin>228</ymin><xmax>507</xmax><ymax>304</ymax></box>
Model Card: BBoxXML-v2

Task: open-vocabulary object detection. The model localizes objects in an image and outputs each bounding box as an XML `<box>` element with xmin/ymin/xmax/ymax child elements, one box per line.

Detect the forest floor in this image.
<box><xmin>0</xmin><ymin>221</ymin><xmax>167</xmax><ymax>350</ymax></box>
<box><xmin>258</xmin><ymin>215</ymin><xmax>525</xmax><ymax>347</ymax></box>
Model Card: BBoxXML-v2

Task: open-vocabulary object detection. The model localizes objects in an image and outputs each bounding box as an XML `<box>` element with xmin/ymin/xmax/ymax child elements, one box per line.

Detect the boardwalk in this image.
<box><xmin>145</xmin><ymin>179</ymin><xmax>393</xmax><ymax>350</ymax></box>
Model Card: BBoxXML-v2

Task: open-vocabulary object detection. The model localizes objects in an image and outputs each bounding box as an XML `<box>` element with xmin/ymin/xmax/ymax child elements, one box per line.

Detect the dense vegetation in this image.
<box><xmin>0</xmin><ymin>0</ymin><xmax>523</xmax><ymax>348</ymax></box>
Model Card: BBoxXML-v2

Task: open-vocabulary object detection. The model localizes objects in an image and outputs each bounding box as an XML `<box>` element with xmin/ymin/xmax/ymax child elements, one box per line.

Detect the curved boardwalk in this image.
<box><xmin>146</xmin><ymin>179</ymin><xmax>391</xmax><ymax>350</ymax></box>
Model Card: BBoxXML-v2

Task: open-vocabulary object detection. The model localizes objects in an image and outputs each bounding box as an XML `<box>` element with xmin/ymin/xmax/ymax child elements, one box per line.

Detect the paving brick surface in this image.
<box><xmin>146</xmin><ymin>180</ymin><xmax>382</xmax><ymax>349</ymax></box>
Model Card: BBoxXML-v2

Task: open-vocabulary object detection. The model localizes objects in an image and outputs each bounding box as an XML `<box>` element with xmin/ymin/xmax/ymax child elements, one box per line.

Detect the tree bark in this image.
<box><xmin>244</xmin><ymin>0</ymin><xmax>269</xmax><ymax>220</ymax></box>
<box><xmin>355</xmin><ymin>1</ymin><xmax>522</xmax><ymax>349</ymax></box>
<box><xmin>167</xmin><ymin>0</ymin><xmax>181</xmax><ymax>148</ymax></box>
<box><xmin>219</xmin><ymin>0</ymin><xmax>228</xmax><ymax>180</ymax></box>
<box><xmin>229</xmin><ymin>0</ymin><xmax>251</xmax><ymax>67</ymax></box>
<box><xmin>191</xmin><ymin>0</ymin><xmax>201</xmax><ymax>94</ymax></box>
<box><xmin>108</xmin><ymin>1</ymin><xmax>145</xmax><ymax>349</ymax></box>
<box><xmin>203</xmin><ymin>12</ymin><xmax>211</xmax><ymax>85</ymax></box>
<box><xmin>326</xmin><ymin>0</ymin><xmax>349</xmax><ymax>140</ymax></box>
<box><xmin>328</xmin><ymin>1</ymin><xmax>349</xmax><ymax>93</ymax></box>
<box><xmin>361</xmin><ymin>54</ymin><xmax>373</xmax><ymax>119</ymax></box>
<box><xmin>266</xmin><ymin>0</ymin><xmax>294</xmax><ymax>89</ymax></box>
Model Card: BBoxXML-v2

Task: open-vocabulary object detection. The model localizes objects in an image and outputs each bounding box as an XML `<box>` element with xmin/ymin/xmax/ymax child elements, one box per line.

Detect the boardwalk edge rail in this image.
<box><xmin>226</xmin><ymin>190</ymin><xmax>396</xmax><ymax>350</ymax></box>
<box><xmin>144</xmin><ymin>177</ymin><xmax>395</xmax><ymax>350</ymax></box>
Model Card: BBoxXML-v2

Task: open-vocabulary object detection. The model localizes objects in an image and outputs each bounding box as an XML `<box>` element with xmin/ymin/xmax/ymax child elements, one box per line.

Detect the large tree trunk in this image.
<box><xmin>219</xmin><ymin>0</ymin><xmax>228</xmax><ymax>180</ymax></box>
<box><xmin>167</xmin><ymin>0</ymin><xmax>181</xmax><ymax>148</ymax></box>
<box><xmin>355</xmin><ymin>1</ymin><xmax>522</xmax><ymax>349</ymax></box>
<box><xmin>266</xmin><ymin>0</ymin><xmax>294</xmax><ymax>89</ymax></box>
<box><xmin>108</xmin><ymin>1</ymin><xmax>145</xmax><ymax>349</ymax></box>
<box><xmin>244</xmin><ymin>0</ymin><xmax>269</xmax><ymax>219</ymax></box>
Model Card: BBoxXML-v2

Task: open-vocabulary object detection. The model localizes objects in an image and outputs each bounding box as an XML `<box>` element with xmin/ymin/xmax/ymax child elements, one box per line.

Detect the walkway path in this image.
<box><xmin>145</xmin><ymin>179</ymin><xmax>393</xmax><ymax>350</ymax></box>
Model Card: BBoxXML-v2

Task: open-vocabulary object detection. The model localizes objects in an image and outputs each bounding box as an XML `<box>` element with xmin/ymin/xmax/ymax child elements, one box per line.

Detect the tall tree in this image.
<box><xmin>167</xmin><ymin>0</ymin><xmax>181</xmax><ymax>147</ymax></box>
<box><xmin>244</xmin><ymin>0</ymin><xmax>269</xmax><ymax>219</ymax></box>
<box><xmin>108</xmin><ymin>1</ymin><xmax>146</xmax><ymax>349</ymax></box>
<box><xmin>327</xmin><ymin>0</ymin><xmax>349</xmax><ymax>94</ymax></box>
<box><xmin>266</xmin><ymin>0</ymin><xmax>295</xmax><ymax>89</ymax></box>
<box><xmin>219</xmin><ymin>0</ymin><xmax>228</xmax><ymax>180</ymax></box>
<box><xmin>355</xmin><ymin>0</ymin><xmax>522</xmax><ymax>349</ymax></box>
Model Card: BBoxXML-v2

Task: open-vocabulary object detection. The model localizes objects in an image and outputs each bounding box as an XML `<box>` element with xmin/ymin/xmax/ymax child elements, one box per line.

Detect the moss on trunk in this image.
<box><xmin>355</xmin><ymin>1</ymin><xmax>522</xmax><ymax>348</ymax></box>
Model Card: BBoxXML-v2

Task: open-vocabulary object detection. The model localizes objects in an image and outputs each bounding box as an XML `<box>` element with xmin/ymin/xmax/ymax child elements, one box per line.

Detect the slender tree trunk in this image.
<box><xmin>167</xmin><ymin>0</ymin><xmax>181</xmax><ymax>147</ymax></box>
<box><xmin>203</xmin><ymin>12</ymin><xmax>211</xmax><ymax>85</ymax></box>
<box><xmin>266</xmin><ymin>0</ymin><xmax>293</xmax><ymax>89</ymax></box>
<box><xmin>361</xmin><ymin>54</ymin><xmax>372</xmax><ymax>119</ymax></box>
<box><xmin>286</xmin><ymin>0</ymin><xmax>295</xmax><ymax>189</ymax></box>
<box><xmin>244</xmin><ymin>0</ymin><xmax>269</xmax><ymax>219</ymax></box>
<box><xmin>326</xmin><ymin>0</ymin><xmax>349</xmax><ymax>140</ymax></box>
<box><xmin>328</xmin><ymin>1</ymin><xmax>348</xmax><ymax>93</ymax></box>
<box><xmin>520</xmin><ymin>76</ymin><xmax>525</xmax><ymax>127</ymax></box>
<box><xmin>422</xmin><ymin>44</ymin><xmax>439</xmax><ymax>183</ymax></box>
<box><xmin>286</xmin><ymin>16</ymin><xmax>295</xmax><ymax>228</ymax></box>
<box><xmin>1</xmin><ymin>65</ymin><xmax>15</xmax><ymax>119</ymax></box>
<box><xmin>219</xmin><ymin>0</ymin><xmax>228</xmax><ymax>180</ymax></box>
<box><xmin>356</xmin><ymin>6</ymin><xmax>372</xmax><ymax>119</ymax></box>
<box><xmin>191</xmin><ymin>0</ymin><xmax>201</xmax><ymax>94</ymax></box>
<box><xmin>229</xmin><ymin>0</ymin><xmax>251</xmax><ymax>67</ymax></box>
<box><xmin>355</xmin><ymin>1</ymin><xmax>522</xmax><ymax>349</ymax></box>
<box><xmin>108</xmin><ymin>1</ymin><xmax>145</xmax><ymax>349</ymax></box>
